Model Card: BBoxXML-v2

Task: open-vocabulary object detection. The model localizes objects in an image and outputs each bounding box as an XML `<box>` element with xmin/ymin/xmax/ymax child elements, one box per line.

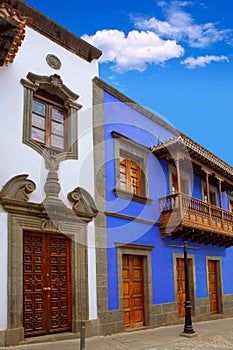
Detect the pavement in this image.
<box><xmin>2</xmin><ymin>317</ymin><xmax>233</xmax><ymax>350</ymax></box>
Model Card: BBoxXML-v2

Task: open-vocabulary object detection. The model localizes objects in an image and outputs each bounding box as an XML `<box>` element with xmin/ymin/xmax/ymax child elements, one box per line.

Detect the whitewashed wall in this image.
<box><xmin>0</xmin><ymin>26</ymin><xmax>98</xmax><ymax>329</ymax></box>
<box><xmin>0</xmin><ymin>210</ymin><xmax>8</xmax><ymax>330</ymax></box>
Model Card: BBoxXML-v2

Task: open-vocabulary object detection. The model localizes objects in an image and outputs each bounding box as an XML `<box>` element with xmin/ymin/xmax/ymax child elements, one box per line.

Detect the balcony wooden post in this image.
<box><xmin>218</xmin><ymin>178</ymin><xmax>223</xmax><ymax>209</ymax></box>
<box><xmin>217</xmin><ymin>177</ymin><xmax>224</xmax><ymax>228</ymax></box>
<box><xmin>175</xmin><ymin>157</ymin><xmax>182</xmax><ymax>217</ymax></box>
<box><xmin>203</xmin><ymin>170</ymin><xmax>212</xmax><ymax>225</ymax></box>
<box><xmin>205</xmin><ymin>172</ymin><xmax>210</xmax><ymax>204</ymax></box>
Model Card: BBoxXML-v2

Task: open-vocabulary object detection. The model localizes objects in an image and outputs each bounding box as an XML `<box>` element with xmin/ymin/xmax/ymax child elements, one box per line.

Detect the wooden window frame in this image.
<box><xmin>112</xmin><ymin>131</ymin><xmax>153</xmax><ymax>205</ymax></box>
<box><xmin>228</xmin><ymin>192</ymin><xmax>233</xmax><ymax>212</ymax></box>
<box><xmin>119</xmin><ymin>151</ymin><xmax>142</xmax><ymax>196</ymax></box>
<box><xmin>169</xmin><ymin>165</ymin><xmax>191</xmax><ymax>196</ymax></box>
<box><xmin>21</xmin><ymin>72</ymin><xmax>82</xmax><ymax>161</ymax></box>
<box><xmin>201</xmin><ymin>181</ymin><xmax>218</xmax><ymax>206</ymax></box>
<box><xmin>31</xmin><ymin>94</ymin><xmax>68</xmax><ymax>153</ymax></box>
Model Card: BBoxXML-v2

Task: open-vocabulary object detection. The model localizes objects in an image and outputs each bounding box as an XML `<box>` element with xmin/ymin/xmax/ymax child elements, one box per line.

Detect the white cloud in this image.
<box><xmin>82</xmin><ymin>29</ymin><xmax>184</xmax><ymax>72</ymax></box>
<box><xmin>133</xmin><ymin>0</ymin><xmax>232</xmax><ymax>48</ymax></box>
<box><xmin>181</xmin><ymin>55</ymin><xmax>229</xmax><ymax>69</ymax></box>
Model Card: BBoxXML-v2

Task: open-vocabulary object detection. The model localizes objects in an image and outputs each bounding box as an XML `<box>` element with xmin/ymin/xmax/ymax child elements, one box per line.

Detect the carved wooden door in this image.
<box><xmin>176</xmin><ymin>257</ymin><xmax>194</xmax><ymax>318</ymax></box>
<box><xmin>176</xmin><ymin>258</ymin><xmax>186</xmax><ymax>318</ymax></box>
<box><xmin>122</xmin><ymin>254</ymin><xmax>145</xmax><ymax>329</ymax></box>
<box><xmin>208</xmin><ymin>260</ymin><xmax>219</xmax><ymax>314</ymax></box>
<box><xmin>23</xmin><ymin>232</ymin><xmax>72</xmax><ymax>337</ymax></box>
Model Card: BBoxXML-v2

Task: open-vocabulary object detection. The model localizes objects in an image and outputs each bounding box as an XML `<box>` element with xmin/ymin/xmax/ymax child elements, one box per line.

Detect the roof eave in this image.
<box><xmin>0</xmin><ymin>0</ymin><xmax>102</xmax><ymax>63</ymax></box>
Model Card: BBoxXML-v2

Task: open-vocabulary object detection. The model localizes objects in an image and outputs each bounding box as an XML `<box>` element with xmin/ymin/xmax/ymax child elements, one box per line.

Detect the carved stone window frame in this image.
<box><xmin>21</xmin><ymin>72</ymin><xmax>82</xmax><ymax>162</ymax></box>
<box><xmin>112</xmin><ymin>131</ymin><xmax>153</xmax><ymax>205</ymax></box>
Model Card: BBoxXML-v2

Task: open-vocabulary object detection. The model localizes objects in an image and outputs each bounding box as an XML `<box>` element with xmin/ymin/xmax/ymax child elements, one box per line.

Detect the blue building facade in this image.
<box><xmin>93</xmin><ymin>77</ymin><xmax>233</xmax><ymax>335</ymax></box>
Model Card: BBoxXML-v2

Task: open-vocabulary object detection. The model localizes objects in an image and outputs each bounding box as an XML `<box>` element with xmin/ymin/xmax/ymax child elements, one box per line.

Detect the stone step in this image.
<box><xmin>19</xmin><ymin>332</ymin><xmax>79</xmax><ymax>345</ymax></box>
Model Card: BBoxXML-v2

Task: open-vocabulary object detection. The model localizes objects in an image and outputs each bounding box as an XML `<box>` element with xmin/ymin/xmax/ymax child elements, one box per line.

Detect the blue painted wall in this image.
<box><xmin>222</xmin><ymin>191</ymin><xmax>229</xmax><ymax>211</ymax></box>
<box><xmin>103</xmin><ymin>90</ymin><xmax>233</xmax><ymax>312</ymax></box>
<box><xmin>192</xmin><ymin>176</ymin><xmax>202</xmax><ymax>200</ymax></box>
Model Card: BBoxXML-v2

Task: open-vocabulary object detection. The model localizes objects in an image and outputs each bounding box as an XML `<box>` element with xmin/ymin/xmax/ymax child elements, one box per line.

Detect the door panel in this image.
<box><xmin>122</xmin><ymin>255</ymin><xmax>145</xmax><ymax>329</ymax></box>
<box><xmin>208</xmin><ymin>260</ymin><xmax>220</xmax><ymax>314</ymax></box>
<box><xmin>23</xmin><ymin>232</ymin><xmax>71</xmax><ymax>337</ymax></box>
<box><xmin>176</xmin><ymin>258</ymin><xmax>186</xmax><ymax>318</ymax></box>
<box><xmin>23</xmin><ymin>234</ymin><xmax>46</xmax><ymax>336</ymax></box>
<box><xmin>176</xmin><ymin>257</ymin><xmax>194</xmax><ymax>318</ymax></box>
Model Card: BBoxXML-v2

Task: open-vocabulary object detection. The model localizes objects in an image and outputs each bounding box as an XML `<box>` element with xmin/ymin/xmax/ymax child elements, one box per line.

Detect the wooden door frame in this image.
<box><xmin>206</xmin><ymin>256</ymin><xmax>223</xmax><ymax>314</ymax></box>
<box><xmin>115</xmin><ymin>242</ymin><xmax>154</xmax><ymax>328</ymax></box>
<box><xmin>173</xmin><ymin>253</ymin><xmax>196</xmax><ymax>317</ymax></box>
<box><xmin>5</xmin><ymin>213</ymin><xmax>89</xmax><ymax>345</ymax></box>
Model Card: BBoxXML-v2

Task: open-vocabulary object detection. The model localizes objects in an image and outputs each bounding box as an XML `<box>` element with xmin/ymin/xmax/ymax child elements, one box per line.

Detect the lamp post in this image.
<box><xmin>182</xmin><ymin>241</ymin><xmax>195</xmax><ymax>335</ymax></box>
<box><xmin>170</xmin><ymin>240</ymin><xmax>198</xmax><ymax>337</ymax></box>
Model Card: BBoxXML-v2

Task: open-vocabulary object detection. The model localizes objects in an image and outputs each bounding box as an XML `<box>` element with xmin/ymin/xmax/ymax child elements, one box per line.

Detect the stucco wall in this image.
<box><xmin>102</xmin><ymin>90</ymin><xmax>233</xmax><ymax>315</ymax></box>
<box><xmin>0</xmin><ymin>26</ymin><xmax>98</xmax><ymax>328</ymax></box>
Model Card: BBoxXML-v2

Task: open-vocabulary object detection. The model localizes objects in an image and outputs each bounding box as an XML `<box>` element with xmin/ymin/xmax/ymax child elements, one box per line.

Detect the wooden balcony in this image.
<box><xmin>159</xmin><ymin>193</ymin><xmax>233</xmax><ymax>247</ymax></box>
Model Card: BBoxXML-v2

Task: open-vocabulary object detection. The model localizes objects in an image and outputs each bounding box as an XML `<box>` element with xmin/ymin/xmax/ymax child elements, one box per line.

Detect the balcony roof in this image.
<box><xmin>151</xmin><ymin>134</ymin><xmax>233</xmax><ymax>186</ymax></box>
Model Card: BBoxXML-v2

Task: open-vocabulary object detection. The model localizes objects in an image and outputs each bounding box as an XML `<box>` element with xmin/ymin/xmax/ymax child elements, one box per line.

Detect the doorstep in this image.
<box><xmin>19</xmin><ymin>332</ymin><xmax>78</xmax><ymax>345</ymax></box>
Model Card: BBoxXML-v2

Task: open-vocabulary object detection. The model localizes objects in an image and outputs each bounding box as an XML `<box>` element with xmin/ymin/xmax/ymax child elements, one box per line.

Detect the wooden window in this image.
<box><xmin>230</xmin><ymin>200</ymin><xmax>233</xmax><ymax>213</ymax></box>
<box><xmin>202</xmin><ymin>184</ymin><xmax>217</xmax><ymax>205</ymax></box>
<box><xmin>170</xmin><ymin>169</ymin><xmax>190</xmax><ymax>195</ymax></box>
<box><xmin>112</xmin><ymin>131</ymin><xmax>152</xmax><ymax>204</ymax></box>
<box><xmin>120</xmin><ymin>152</ymin><xmax>142</xmax><ymax>195</ymax></box>
<box><xmin>21</xmin><ymin>72</ymin><xmax>81</xmax><ymax>159</ymax></box>
<box><xmin>31</xmin><ymin>94</ymin><xmax>67</xmax><ymax>152</ymax></box>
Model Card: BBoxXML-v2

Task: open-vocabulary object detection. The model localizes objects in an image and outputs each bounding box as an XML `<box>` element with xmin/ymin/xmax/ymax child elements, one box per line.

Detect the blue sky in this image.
<box><xmin>24</xmin><ymin>0</ymin><xmax>233</xmax><ymax>165</ymax></box>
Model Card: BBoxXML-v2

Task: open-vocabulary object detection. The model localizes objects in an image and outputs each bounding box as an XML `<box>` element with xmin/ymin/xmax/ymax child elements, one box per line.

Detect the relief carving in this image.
<box><xmin>68</xmin><ymin>187</ymin><xmax>98</xmax><ymax>222</ymax></box>
<box><xmin>42</xmin><ymin>218</ymin><xmax>61</xmax><ymax>232</ymax></box>
<box><xmin>26</xmin><ymin>72</ymin><xmax>80</xmax><ymax>102</ymax></box>
<box><xmin>0</xmin><ymin>174</ymin><xmax>36</xmax><ymax>202</ymax></box>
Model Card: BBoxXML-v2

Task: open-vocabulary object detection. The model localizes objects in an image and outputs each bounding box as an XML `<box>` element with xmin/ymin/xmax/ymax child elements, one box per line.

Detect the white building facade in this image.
<box><xmin>0</xmin><ymin>0</ymin><xmax>101</xmax><ymax>345</ymax></box>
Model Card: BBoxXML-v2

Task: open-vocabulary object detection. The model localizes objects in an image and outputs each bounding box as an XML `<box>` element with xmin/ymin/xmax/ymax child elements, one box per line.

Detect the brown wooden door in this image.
<box><xmin>122</xmin><ymin>254</ymin><xmax>145</xmax><ymax>329</ymax></box>
<box><xmin>208</xmin><ymin>260</ymin><xmax>219</xmax><ymax>314</ymax></box>
<box><xmin>23</xmin><ymin>232</ymin><xmax>72</xmax><ymax>337</ymax></box>
<box><xmin>176</xmin><ymin>258</ymin><xmax>194</xmax><ymax>318</ymax></box>
<box><xmin>176</xmin><ymin>258</ymin><xmax>186</xmax><ymax>318</ymax></box>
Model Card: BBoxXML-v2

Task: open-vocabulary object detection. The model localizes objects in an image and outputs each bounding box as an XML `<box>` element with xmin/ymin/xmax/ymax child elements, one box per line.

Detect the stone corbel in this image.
<box><xmin>0</xmin><ymin>174</ymin><xmax>36</xmax><ymax>202</ymax></box>
<box><xmin>67</xmin><ymin>187</ymin><xmax>98</xmax><ymax>223</ymax></box>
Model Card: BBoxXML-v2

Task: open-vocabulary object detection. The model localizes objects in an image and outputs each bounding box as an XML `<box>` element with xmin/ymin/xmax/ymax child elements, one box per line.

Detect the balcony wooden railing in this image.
<box><xmin>159</xmin><ymin>193</ymin><xmax>233</xmax><ymax>242</ymax></box>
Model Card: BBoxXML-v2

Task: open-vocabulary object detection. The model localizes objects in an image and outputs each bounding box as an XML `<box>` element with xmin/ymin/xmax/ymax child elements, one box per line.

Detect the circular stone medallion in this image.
<box><xmin>46</xmin><ymin>54</ymin><xmax>62</xmax><ymax>70</ymax></box>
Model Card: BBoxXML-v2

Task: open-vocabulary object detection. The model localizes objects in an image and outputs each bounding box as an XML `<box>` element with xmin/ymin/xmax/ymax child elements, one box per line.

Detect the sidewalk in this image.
<box><xmin>2</xmin><ymin>317</ymin><xmax>233</xmax><ymax>350</ymax></box>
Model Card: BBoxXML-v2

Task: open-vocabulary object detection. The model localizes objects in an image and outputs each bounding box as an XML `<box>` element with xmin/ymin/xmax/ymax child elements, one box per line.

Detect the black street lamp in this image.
<box><xmin>182</xmin><ymin>241</ymin><xmax>196</xmax><ymax>335</ymax></box>
<box><xmin>170</xmin><ymin>240</ymin><xmax>198</xmax><ymax>337</ymax></box>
